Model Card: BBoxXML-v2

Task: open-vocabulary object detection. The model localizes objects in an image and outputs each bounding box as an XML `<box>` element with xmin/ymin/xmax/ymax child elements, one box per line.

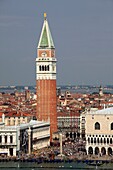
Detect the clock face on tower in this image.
<box><xmin>41</xmin><ymin>51</ymin><xmax>47</xmax><ymax>57</ymax></box>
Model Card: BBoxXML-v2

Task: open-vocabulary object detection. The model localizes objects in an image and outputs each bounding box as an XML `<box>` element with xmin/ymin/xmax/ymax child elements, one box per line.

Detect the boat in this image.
<box><xmin>86</xmin><ymin>160</ymin><xmax>104</xmax><ymax>166</ymax></box>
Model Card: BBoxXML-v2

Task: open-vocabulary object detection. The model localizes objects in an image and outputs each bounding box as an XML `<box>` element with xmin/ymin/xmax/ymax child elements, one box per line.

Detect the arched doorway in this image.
<box><xmin>88</xmin><ymin>147</ymin><xmax>93</xmax><ymax>154</ymax></box>
<box><xmin>108</xmin><ymin>147</ymin><xmax>112</xmax><ymax>155</ymax></box>
<box><xmin>95</xmin><ymin>147</ymin><xmax>99</xmax><ymax>155</ymax></box>
<box><xmin>101</xmin><ymin>147</ymin><xmax>106</xmax><ymax>155</ymax></box>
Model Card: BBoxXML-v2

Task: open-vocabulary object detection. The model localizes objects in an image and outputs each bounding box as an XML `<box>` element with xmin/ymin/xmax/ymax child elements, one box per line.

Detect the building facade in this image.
<box><xmin>0</xmin><ymin>123</ymin><xmax>18</xmax><ymax>156</ymax></box>
<box><xmin>19</xmin><ymin>120</ymin><xmax>50</xmax><ymax>152</ymax></box>
<box><xmin>36</xmin><ymin>13</ymin><xmax>57</xmax><ymax>141</ymax></box>
<box><xmin>0</xmin><ymin>113</ymin><xmax>32</xmax><ymax>126</ymax></box>
<box><xmin>0</xmin><ymin>120</ymin><xmax>50</xmax><ymax>157</ymax></box>
<box><xmin>57</xmin><ymin>112</ymin><xmax>80</xmax><ymax>139</ymax></box>
<box><xmin>85</xmin><ymin>107</ymin><xmax>113</xmax><ymax>155</ymax></box>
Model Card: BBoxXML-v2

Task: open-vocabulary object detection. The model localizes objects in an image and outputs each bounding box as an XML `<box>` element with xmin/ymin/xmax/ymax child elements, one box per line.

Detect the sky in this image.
<box><xmin>0</xmin><ymin>0</ymin><xmax>113</xmax><ymax>86</ymax></box>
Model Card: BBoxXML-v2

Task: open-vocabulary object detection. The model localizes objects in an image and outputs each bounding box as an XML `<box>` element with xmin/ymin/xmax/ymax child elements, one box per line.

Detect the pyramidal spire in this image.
<box><xmin>38</xmin><ymin>13</ymin><xmax>55</xmax><ymax>49</ymax></box>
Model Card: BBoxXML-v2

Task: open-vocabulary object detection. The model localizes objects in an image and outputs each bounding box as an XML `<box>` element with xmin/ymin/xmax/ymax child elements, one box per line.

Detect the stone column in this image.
<box><xmin>59</xmin><ymin>133</ymin><xmax>62</xmax><ymax>155</ymax></box>
<box><xmin>85</xmin><ymin>146</ymin><xmax>88</xmax><ymax>155</ymax></box>
<box><xmin>106</xmin><ymin>147</ymin><xmax>108</xmax><ymax>155</ymax></box>
<box><xmin>7</xmin><ymin>135</ymin><xmax>10</xmax><ymax>144</ymax></box>
<box><xmin>99</xmin><ymin>147</ymin><xmax>101</xmax><ymax>155</ymax></box>
<box><xmin>2</xmin><ymin>135</ymin><xmax>5</xmax><ymax>144</ymax></box>
<box><xmin>28</xmin><ymin>127</ymin><xmax>31</xmax><ymax>155</ymax></box>
<box><xmin>93</xmin><ymin>147</ymin><xmax>95</xmax><ymax>155</ymax></box>
<box><xmin>2</xmin><ymin>113</ymin><xmax>5</xmax><ymax>124</ymax></box>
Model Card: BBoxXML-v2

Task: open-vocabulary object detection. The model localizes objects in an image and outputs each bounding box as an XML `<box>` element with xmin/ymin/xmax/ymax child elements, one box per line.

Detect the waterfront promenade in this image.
<box><xmin>0</xmin><ymin>141</ymin><xmax>112</xmax><ymax>163</ymax></box>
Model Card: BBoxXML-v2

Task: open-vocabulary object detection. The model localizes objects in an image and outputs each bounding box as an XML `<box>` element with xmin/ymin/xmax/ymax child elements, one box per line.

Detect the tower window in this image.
<box><xmin>47</xmin><ymin>65</ymin><xmax>49</xmax><ymax>71</ymax></box>
<box><xmin>42</xmin><ymin>65</ymin><xmax>44</xmax><ymax>71</ymax></box>
<box><xmin>45</xmin><ymin>65</ymin><xmax>46</xmax><ymax>71</ymax></box>
<box><xmin>39</xmin><ymin>65</ymin><xmax>41</xmax><ymax>71</ymax></box>
<box><xmin>95</xmin><ymin>122</ymin><xmax>100</xmax><ymax>130</ymax></box>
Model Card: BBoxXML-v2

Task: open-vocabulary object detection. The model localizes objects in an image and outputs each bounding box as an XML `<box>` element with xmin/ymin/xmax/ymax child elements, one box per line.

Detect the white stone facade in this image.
<box><xmin>0</xmin><ymin>123</ymin><xmax>17</xmax><ymax>156</ymax></box>
<box><xmin>30</xmin><ymin>120</ymin><xmax>50</xmax><ymax>149</ymax></box>
<box><xmin>0</xmin><ymin>120</ymin><xmax>50</xmax><ymax>156</ymax></box>
<box><xmin>85</xmin><ymin>107</ymin><xmax>113</xmax><ymax>155</ymax></box>
<box><xmin>36</xmin><ymin>57</ymin><xmax>57</xmax><ymax>80</ymax></box>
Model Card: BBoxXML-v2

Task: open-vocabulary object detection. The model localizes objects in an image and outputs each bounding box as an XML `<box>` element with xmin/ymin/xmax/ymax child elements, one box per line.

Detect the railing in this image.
<box><xmin>0</xmin><ymin>143</ymin><xmax>16</xmax><ymax>146</ymax></box>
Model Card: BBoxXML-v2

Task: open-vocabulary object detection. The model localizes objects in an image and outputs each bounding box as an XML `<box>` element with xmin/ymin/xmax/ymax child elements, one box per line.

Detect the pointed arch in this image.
<box><xmin>88</xmin><ymin>147</ymin><xmax>93</xmax><ymax>154</ymax></box>
<box><xmin>108</xmin><ymin>147</ymin><xmax>112</xmax><ymax>155</ymax></box>
<box><xmin>101</xmin><ymin>147</ymin><xmax>106</xmax><ymax>155</ymax></box>
<box><xmin>110</xmin><ymin>138</ymin><xmax>112</xmax><ymax>144</ymax></box>
<box><xmin>94</xmin><ymin>138</ymin><xmax>96</xmax><ymax>144</ymax></box>
<box><xmin>91</xmin><ymin>138</ymin><xmax>93</xmax><ymax>143</ymax></box>
<box><xmin>107</xmin><ymin>138</ymin><xmax>109</xmax><ymax>144</ymax></box>
<box><xmin>104</xmin><ymin>138</ymin><xmax>106</xmax><ymax>144</ymax></box>
<box><xmin>95</xmin><ymin>147</ymin><xmax>99</xmax><ymax>155</ymax></box>
<box><xmin>100</xmin><ymin>138</ymin><xmax>103</xmax><ymax>144</ymax></box>
<box><xmin>97</xmin><ymin>138</ymin><xmax>99</xmax><ymax>144</ymax></box>
<box><xmin>88</xmin><ymin>137</ymin><xmax>90</xmax><ymax>143</ymax></box>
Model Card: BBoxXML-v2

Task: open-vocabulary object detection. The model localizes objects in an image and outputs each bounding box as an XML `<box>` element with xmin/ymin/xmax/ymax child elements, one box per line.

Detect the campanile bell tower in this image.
<box><xmin>36</xmin><ymin>13</ymin><xmax>57</xmax><ymax>141</ymax></box>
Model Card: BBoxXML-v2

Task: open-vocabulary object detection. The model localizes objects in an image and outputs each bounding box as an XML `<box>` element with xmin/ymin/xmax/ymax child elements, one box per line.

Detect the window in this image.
<box><xmin>88</xmin><ymin>138</ymin><xmax>90</xmax><ymax>143</ymax></box>
<box><xmin>39</xmin><ymin>65</ymin><xmax>41</xmax><ymax>71</ymax></box>
<box><xmin>47</xmin><ymin>65</ymin><xmax>49</xmax><ymax>71</ymax></box>
<box><xmin>100</xmin><ymin>138</ymin><xmax>103</xmax><ymax>144</ymax></box>
<box><xmin>110</xmin><ymin>138</ymin><xmax>112</xmax><ymax>144</ymax></box>
<box><xmin>42</xmin><ymin>65</ymin><xmax>44</xmax><ymax>71</ymax></box>
<box><xmin>111</xmin><ymin>123</ymin><xmax>113</xmax><ymax>130</ymax></box>
<box><xmin>0</xmin><ymin>136</ymin><xmax>2</xmax><ymax>143</ymax></box>
<box><xmin>94</xmin><ymin>138</ymin><xmax>96</xmax><ymax>144</ymax></box>
<box><xmin>10</xmin><ymin>136</ymin><xmax>13</xmax><ymax>143</ymax></box>
<box><xmin>95</xmin><ymin>122</ymin><xmax>100</xmax><ymax>130</ymax></box>
<box><xmin>104</xmin><ymin>138</ymin><xmax>106</xmax><ymax>144</ymax></box>
<box><xmin>5</xmin><ymin>136</ymin><xmax>7</xmax><ymax>143</ymax></box>
<box><xmin>91</xmin><ymin>138</ymin><xmax>93</xmax><ymax>143</ymax></box>
<box><xmin>97</xmin><ymin>138</ymin><xmax>99</xmax><ymax>144</ymax></box>
<box><xmin>45</xmin><ymin>65</ymin><xmax>46</xmax><ymax>71</ymax></box>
